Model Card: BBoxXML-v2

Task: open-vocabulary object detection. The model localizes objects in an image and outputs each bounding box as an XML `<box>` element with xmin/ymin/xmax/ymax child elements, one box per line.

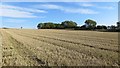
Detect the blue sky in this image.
<box><xmin>0</xmin><ymin>2</ymin><xmax>118</xmax><ymax>29</ymax></box>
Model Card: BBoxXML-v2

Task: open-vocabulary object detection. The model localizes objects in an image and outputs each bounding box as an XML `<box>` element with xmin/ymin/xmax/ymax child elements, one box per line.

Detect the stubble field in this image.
<box><xmin>0</xmin><ymin>29</ymin><xmax>119</xmax><ymax>66</ymax></box>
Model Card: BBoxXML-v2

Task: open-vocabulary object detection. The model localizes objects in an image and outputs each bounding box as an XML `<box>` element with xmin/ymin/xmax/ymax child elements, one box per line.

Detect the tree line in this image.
<box><xmin>37</xmin><ymin>21</ymin><xmax>77</xmax><ymax>29</ymax></box>
<box><xmin>37</xmin><ymin>19</ymin><xmax>96</xmax><ymax>29</ymax></box>
<box><xmin>37</xmin><ymin>19</ymin><xmax>120</xmax><ymax>32</ymax></box>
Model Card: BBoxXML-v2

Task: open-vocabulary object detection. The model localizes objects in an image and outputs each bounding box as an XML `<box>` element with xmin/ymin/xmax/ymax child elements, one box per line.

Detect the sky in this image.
<box><xmin>1</xmin><ymin>0</ymin><xmax>119</xmax><ymax>2</ymax></box>
<box><xmin>0</xmin><ymin>2</ymin><xmax>119</xmax><ymax>29</ymax></box>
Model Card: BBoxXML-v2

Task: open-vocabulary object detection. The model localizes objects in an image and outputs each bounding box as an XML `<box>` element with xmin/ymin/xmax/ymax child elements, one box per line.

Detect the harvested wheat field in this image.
<box><xmin>0</xmin><ymin>29</ymin><xmax>119</xmax><ymax>66</ymax></box>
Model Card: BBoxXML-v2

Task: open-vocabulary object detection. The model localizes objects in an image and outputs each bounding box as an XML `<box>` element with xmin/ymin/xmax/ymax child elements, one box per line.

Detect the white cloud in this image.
<box><xmin>97</xmin><ymin>6</ymin><xmax>114</xmax><ymax>10</ymax></box>
<box><xmin>3</xmin><ymin>19</ymin><xmax>27</xmax><ymax>23</ymax></box>
<box><xmin>79</xmin><ymin>3</ymin><xmax>114</xmax><ymax>10</ymax></box>
<box><xmin>34</xmin><ymin>4</ymin><xmax>98</xmax><ymax>14</ymax></box>
<box><xmin>62</xmin><ymin>8</ymin><xmax>98</xmax><ymax>14</ymax></box>
<box><xmin>1</xmin><ymin>8</ymin><xmax>37</xmax><ymax>18</ymax></box>
<box><xmin>80</xmin><ymin>3</ymin><xmax>94</xmax><ymax>7</ymax></box>
<box><xmin>40</xmin><ymin>4</ymin><xmax>62</xmax><ymax>9</ymax></box>
<box><xmin>1</xmin><ymin>4</ymin><xmax>47</xmax><ymax>13</ymax></box>
<box><xmin>0</xmin><ymin>4</ymin><xmax>46</xmax><ymax>18</ymax></box>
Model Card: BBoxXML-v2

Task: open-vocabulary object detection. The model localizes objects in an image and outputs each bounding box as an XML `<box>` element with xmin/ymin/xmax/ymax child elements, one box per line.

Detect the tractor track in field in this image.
<box><xmin>3</xmin><ymin>30</ymin><xmax>111</xmax><ymax>66</ymax></box>
<box><xmin>22</xmin><ymin>30</ymin><xmax>118</xmax><ymax>52</ymax></box>
<box><xmin>1</xmin><ymin>29</ymin><xmax>119</xmax><ymax>66</ymax></box>
<box><xmin>37</xmin><ymin>30</ymin><xmax>118</xmax><ymax>41</ymax></box>
<box><xmin>37</xmin><ymin>35</ymin><xmax>118</xmax><ymax>52</ymax></box>
<box><xmin>6</xmin><ymin>30</ymin><xmax>118</xmax><ymax>65</ymax></box>
<box><xmin>1</xmin><ymin>31</ymin><xmax>20</xmax><ymax>66</ymax></box>
<box><xmin>43</xmin><ymin>32</ymin><xmax>118</xmax><ymax>47</ymax></box>
<box><xmin>2</xmin><ymin>31</ymin><xmax>47</xmax><ymax>66</ymax></box>
<box><xmin>13</xmin><ymin>31</ymin><xmax>118</xmax><ymax>53</ymax></box>
<box><xmin>10</xmin><ymin>36</ymin><xmax>46</xmax><ymax>66</ymax></box>
<box><xmin>5</xmin><ymin>31</ymin><xmax>113</xmax><ymax>66</ymax></box>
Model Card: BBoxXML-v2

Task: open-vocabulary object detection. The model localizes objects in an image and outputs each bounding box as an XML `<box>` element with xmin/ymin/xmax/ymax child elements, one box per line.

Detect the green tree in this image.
<box><xmin>37</xmin><ymin>23</ymin><xmax>44</xmax><ymax>29</ymax></box>
<box><xmin>116</xmin><ymin>21</ymin><xmax>120</xmax><ymax>31</ymax></box>
<box><xmin>85</xmin><ymin>19</ymin><xmax>97</xmax><ymax>30</ymax></box>
<box><xmin>44</xmin><ymin>22</ymin><xmax>55</xmax><ymax>29</ymax></box>
<box><xmin>37</xmin><ymin>22</ymin><xmax>56</xmax><ymax>29</ymax></box>
<box><xmin>54</xmin><ymin>24</ymin><xmax>64</xmax><ymax>29</ymax></box>
<box><xmin>61</xmin><ymin>21</ymin><xmax>77</xmax><ymax>28</ymax></box>
<box><xmin>37</xmin><ymin>21</ymin><xmax>78</xmax><ymax>29</ymax></box>
<box><xmin>96</xmin><ymin>25</ymin><xmax>107</xmax><ymax>29</ymax></box>
<box><xmin>110</xmin><ymin>25</ymin><xmax>116</xmax><ymax>29</ymax></box>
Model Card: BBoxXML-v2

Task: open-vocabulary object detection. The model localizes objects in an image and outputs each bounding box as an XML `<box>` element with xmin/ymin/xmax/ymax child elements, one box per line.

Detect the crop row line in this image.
<box><xmin>15</xmin><ymin>32</ymin><xmax>118</xmax><ymax>53</ymax></box>
<box><xmin>12</xmin><ymin>32</ymin><xmax>118</xmax><ymax>65</ymax></box>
